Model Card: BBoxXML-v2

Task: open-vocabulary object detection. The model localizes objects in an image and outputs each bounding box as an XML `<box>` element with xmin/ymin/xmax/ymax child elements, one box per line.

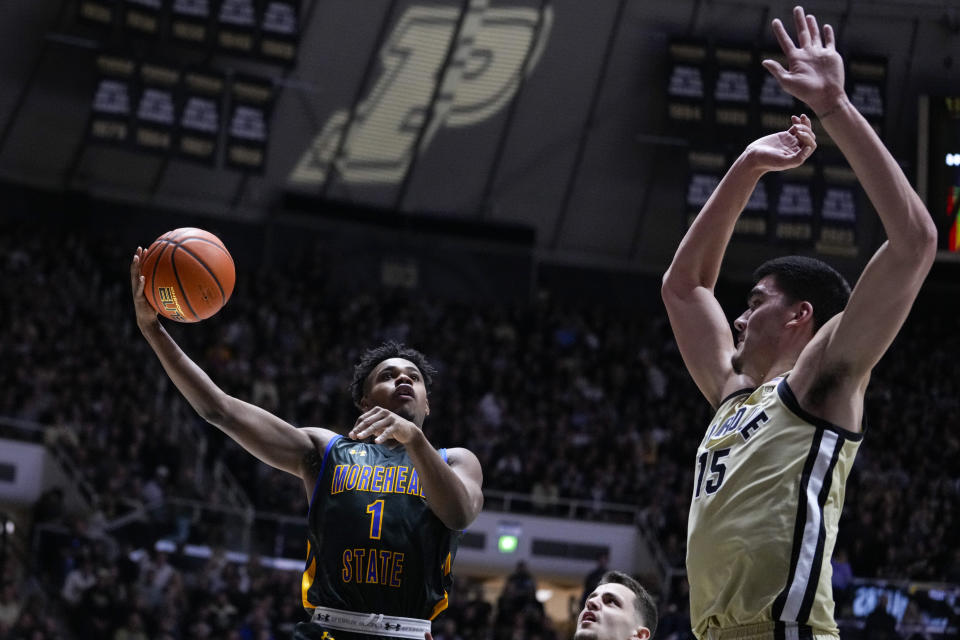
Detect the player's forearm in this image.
<box><xmin>405</xmin><ymin>436</ymin><xmax>479</xmax><ymax>530</ymax></box>
<box><xmin>138</xmin><ymin>318</ymin><xmax>231</xmax><ymax>423</ymax></box>
<box><xmin>819</xmin><ymin>98</ymin><xmax>937</xmax><ymax>261</ymax></box>
<box><xmin>663</xmin><ymin>154</ymin><xmax>765</xmax><ymax>293</ymax></box>
<box><xmin>137</xmin><ymin>320</ymin><xmax>312</xmax><ymax>478</ymax></box>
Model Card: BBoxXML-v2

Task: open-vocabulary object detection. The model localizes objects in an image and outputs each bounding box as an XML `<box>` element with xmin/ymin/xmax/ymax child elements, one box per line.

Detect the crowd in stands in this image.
<box><xmin>2</xmin><ymin>221</ymin><xmax>959</xmax><ymax>638</ymax></box>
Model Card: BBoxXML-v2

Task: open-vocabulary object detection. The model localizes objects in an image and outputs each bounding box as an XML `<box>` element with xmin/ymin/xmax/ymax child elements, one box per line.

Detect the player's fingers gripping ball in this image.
<box><xmin>140</xmin><ymin>227</ymin><xmax>236</xmax><ymax>322</ymax></box>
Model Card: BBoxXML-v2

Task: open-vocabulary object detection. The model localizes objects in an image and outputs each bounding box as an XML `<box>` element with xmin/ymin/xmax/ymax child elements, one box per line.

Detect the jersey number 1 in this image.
<box><xmin>366</xmin><ymin>499</ymin><xmax>385</xmax><ymax>540</ymax></box>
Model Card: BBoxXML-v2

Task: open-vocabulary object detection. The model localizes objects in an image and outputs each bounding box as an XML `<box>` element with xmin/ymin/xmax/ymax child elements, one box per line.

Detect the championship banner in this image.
<box><xmin>815</xmin><ymin>165</ymin><xmax>859</xmax><ymax>256</ymax></box>
<box><xmin>217</xmin><ymin>0</ymin><xmax>258</xmax><ymax>56</ymax></box>
<box><xmin>88</xmin><ymin>53</ymin><xmax>137</xmax><ymax>147</ymax></box>
<box><xmin>737</xmin><ymin>177</ymin><xmax>771</xmax><ymax>240</ymax></box>
<box><xmin>712</xmin><ymin>44</ymin><xmax>753</xmax><ymax>136</ymax></box>
<box><xmin>169</xmin><ymin>0</ymin><xmax>214</xmax><ymax>47</ymax></box>
<box><xmin>177</xmin><ymin>69</ymin><xmax>225</xmax><ymax>165</ymax></box>
<box><xmin>758</xmin><ymin>48</ymin><xmax>796</xmax><ymax>133</ymax></box>
<box><xmin>848</xmin><ymin>57</ymin><xmax>886</xmax><ymax>134</ymax></box>
<box><xmin>772</xmin><ymin>164</ymin><xmax>816</xmax><ymax>246</ymax></box>
<box><xmin>123</xmin><ymin>0</ymin><xmax>163</xmax><ymax>36</ymax></box>
<box><xmin>666</xmin><ymin>39</ymin><xmax>709</xmax><ymax>132</ymax></box>
<box><xmin>133</xmin><ymin>62</ymin><xmax>180</xmax><ymax>154</ymax></box>
<box><xmin>78</xmin><ymin>0</ymin><xmax>119</xmax><ymax>27</ymax></box>
<box><xmin>225</xmin><ymin>74</ymin><xmax>274</xmax><ymax>172</ymax></box>
<box><xmin>684</xmin><ymin>150</ymin><xmax>725</xmax><ymax>228</ymax></box>
<box><xmin>259</xmin><ymin>0</ymin><xmax>299</xmax><ymax>66</ymax></box>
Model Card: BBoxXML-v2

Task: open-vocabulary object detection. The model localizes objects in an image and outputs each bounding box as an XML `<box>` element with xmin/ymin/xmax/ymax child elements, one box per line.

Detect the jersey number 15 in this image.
<box><xmin>694</xmin><ymin>448</ymin><xmax>730</xmax><ymax>498</ymax></box>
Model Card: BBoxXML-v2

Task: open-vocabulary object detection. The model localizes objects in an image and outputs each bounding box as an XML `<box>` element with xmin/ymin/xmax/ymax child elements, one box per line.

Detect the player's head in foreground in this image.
<box><xmin>575</xmin><ymin>571</ymin><xmax>658</xmax><ymax>640</ymax></box>
<box><xmin>350</xmin><ymin>341</ymin><xmax>437</xmax><ymax>428</ymax></box>
<box><xmin>731</xmin><ymin>256</ymin><xmax>851</xmax><ymax>380</ymax></box>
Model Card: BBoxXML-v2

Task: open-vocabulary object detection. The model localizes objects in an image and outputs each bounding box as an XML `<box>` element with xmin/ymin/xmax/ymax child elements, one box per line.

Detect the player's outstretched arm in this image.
<box><xmin>662</xmin><ymin>117</ymin><xmax>816</xmax><ymax>407</ymax></box>
<box><xmin>130</xmin><ymin>248</ymin><xmax>330</xmax><ymax>480</ymax></box>
<box><xmin>763</xmin><ymin>7</ymin><xmax>937</xmax><ymax>393</ymax></box>
<box><xmin>350</xmin><ymin>408</ymin><xmax>483</xmax><ymax>530</ymax></box>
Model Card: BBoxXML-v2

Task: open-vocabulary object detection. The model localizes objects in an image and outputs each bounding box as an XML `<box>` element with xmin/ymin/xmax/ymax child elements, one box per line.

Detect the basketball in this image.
<box><xmin>139</xmin><ymin>227</ymin><xmax>236</xmax><ymax>322</ymax></box>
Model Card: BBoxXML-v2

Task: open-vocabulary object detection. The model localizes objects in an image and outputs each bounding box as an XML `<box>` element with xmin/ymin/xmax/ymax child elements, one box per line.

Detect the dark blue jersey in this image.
<box><xmin>301</xmin><ymin>435</ymin><xmax>457</xmax><ymax>620</ymax></box>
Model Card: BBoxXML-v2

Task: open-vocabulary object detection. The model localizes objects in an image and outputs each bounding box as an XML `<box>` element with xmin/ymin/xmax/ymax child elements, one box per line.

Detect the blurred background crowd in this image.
<box><xmin>1</xmin><ymin>221</ymin><xmax>958</xmax><ymax>640</ymax></box>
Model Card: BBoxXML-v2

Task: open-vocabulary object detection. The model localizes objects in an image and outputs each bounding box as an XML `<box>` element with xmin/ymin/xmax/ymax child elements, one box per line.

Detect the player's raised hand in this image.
<box><xmin>761</xmin><ymin>6</ymin><xmax>846</xmax><ymax>116</ymax></box>
<box><xmin>743</xmin><ymin>114</ymin><xmax>816</xmax><ymax>172</ymax></box>
<box><xmin>350</xmin><ymin>407</ymin><xmax>422</xmax><ymax>446</ymax></box>
<box><xmin>130</xmin><ymin>247</ymin><xmax>158</xmax><ymax>326</ymax></box>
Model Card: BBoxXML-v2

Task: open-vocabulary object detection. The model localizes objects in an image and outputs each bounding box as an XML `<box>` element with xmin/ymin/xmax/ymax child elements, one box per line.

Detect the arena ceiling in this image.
<box><xmin>1</xmin><ymin>0</ymin><xmax>958</xmax><ymax>273</ymax></box>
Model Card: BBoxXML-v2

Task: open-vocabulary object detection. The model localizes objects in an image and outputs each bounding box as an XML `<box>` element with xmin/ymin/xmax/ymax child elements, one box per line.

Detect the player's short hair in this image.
<box><xmin>598</xmin><ymin>571</ymin><xmax>658</xmax><ymax>637</ymax></box>
<box><xmin>753</xmin><ymin>256</ymin><xmax>851</xmax><ymax>331</ymax></box>
<box><xmin>350</xmin><ymin>342</ymin><xmax>437</xmax><ymax>408</ymax></box>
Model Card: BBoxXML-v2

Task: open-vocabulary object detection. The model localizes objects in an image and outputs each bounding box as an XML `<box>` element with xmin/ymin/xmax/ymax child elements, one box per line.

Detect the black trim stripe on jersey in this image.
<box><xmin>772</xmin><ymin>428</ymin><xmax>844</xmax><ymax>625</ymax></box>
<box><xmin>798</xmin><ymin>432</ymin><xmax>843</xmax><ymax>622</ymax></box>
<box><xmin>777</xmin><ymin>379</ymin><xmax>863</xmax><ymax>441</ymax></box>
<box><xmin>307</xmin><ymin>435</ymin><xmax>343</xmax><ymax>522</ymax></box>
<box><xmin>774</xmin><ymin>620</ymin><xmax>815</xmax><ymax>639</ymax></box>
<box><xmin>772</xmin><ymin>430</ymin><xmax>823</xmax><ymax>622</ymax></box>
<box><xmin>717</xmin><ymin>387</ymin><xmax>755</xmax><ymax>409</ymax></box>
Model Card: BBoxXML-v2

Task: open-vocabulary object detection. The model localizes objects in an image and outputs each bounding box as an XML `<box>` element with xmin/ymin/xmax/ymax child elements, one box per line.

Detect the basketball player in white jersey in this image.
<box><xmin>661</xmin><ymin>6</ymin><xmax>936</xmax><ymax>640</ymax></box>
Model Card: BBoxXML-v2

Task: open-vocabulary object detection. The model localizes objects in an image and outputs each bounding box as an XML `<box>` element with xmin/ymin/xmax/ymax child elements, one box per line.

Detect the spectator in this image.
<box><xmin>580</xmin><ymin>552</ymin><xmax>609</xmax><ymax>608</ymax></box>
<box><xmin>60</xmin><ymin>556</ymin><xmax>96</xmax><ymax>608</ymax></box>
<box><xmin>113</xmin><ymin>611</ymin><xmax>149</xmax><ymax>640</ymax></box>
<box><xmin>0</xmin><ymin>581</ymin><xmax>22</xmax><ymax>633</ymax></box>
<box><xmin>864</xmin><ymin>594</ymin><xmax>900</xmax><ymax>640</ymax></box>
<box><xmin>831</xmin><ymin>547</ymin><xmax>854</xmax><ymax>616</ymax></box>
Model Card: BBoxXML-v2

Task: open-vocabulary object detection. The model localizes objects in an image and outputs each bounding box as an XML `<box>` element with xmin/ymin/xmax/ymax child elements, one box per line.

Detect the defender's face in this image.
<box><xmin>731</xmin><ymin>275</ymin><xmax>791</xmax><ymax>376</ymax></box>
<box><xmin>574</xmin><ymin>583</ymin><xmax>648</xmax><ymax>640</ymax></box>
<box><xmin>361</xmin><ymin>358</ymin><xmax>430</xmax><ymax>426</ymax></box>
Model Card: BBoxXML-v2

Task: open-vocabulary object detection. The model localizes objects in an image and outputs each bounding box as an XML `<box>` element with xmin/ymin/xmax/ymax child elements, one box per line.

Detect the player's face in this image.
<box><xmin>362</xmin><ymin>358</ymin><xmax>430</xmax><ymax>426</ymax></box>
<box><xmin>574</xmin><ymin>583</ymin><xmax>648</xmax><ymax>640</ymax></box>
<box><xmin>731</xmin><ymin>275</ymin><xmax>792</xmax><ymax>377</ymax></box>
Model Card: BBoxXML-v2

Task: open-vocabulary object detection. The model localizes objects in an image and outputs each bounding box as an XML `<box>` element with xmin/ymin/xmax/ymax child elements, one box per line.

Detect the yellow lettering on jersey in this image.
<box><xmin>340</xmin><ymin>548</ymin><xmax>404</xmax><ymax>586</ymax></box>
<box><xmin>330</xmin><ymin>465</ymin><xmax>422</xmax><ymax>496</ymax></box>
<box><xmin>395</xmin><ymin>466</ymin><xmax>408</xmax><ymax>493</ymax></box>
<box><xmin>379</xmin><ymin>550</ymin><xmax>393</xmax><ymax>585</ymax></box>
<box><xmin>383</xmin><ymin>466</ymin><xmax>397</xmax><ymax>492</ymax></box>
<box><xmin>391</xmin><ymin>552</ymin><xmax>405</xmax><ymax>587</ymax></box>
<box><xmin>365</xmin><ymin>547</ymin><xmax>379</xmax><ymax>583</ymax></box>
<box><xmin>351</xmin><ymin>549</ymin><xmax>367</xmax><ymax>583</ymax></box>
<box><xmin>372</xmin><ymin>466</ymin><xmax>385</xmax><ymax>492</ymax></box>
<box><xmin>341</xmin><ymin>549</ymin><xmax>353</xmax><ymax>582</ymax></box>
<box><xmin>406</xmin><ymin>469</ymin><xmax>421</xmax><ymax>497</ymax></box>
<box><xmin>331</xmin><ymin>465</ymin><xmax>348</xmax><ymax>494</ymax></box>
<box><xmin>358</xmin><ymin>465</ymin><xmax>374</xmax><ymax>491</ymax></box>
<box><xmin>345</xmin><ymin>464</ymin><xmax>361</xmax><ymax>490</ymax></box>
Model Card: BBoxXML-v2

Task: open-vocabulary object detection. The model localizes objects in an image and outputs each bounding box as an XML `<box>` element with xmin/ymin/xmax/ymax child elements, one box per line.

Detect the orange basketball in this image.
<box><xmin>140</xmin><ymin>228</ymin><xmax>236</xmax><ymax>323</ymax></box>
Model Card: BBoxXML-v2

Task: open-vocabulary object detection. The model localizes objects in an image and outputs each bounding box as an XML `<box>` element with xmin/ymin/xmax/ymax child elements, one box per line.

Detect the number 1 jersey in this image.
<box><xmin>301</xmin><ymin>435</ymin><xmax>457</xmax><ymax>620</ymax></box>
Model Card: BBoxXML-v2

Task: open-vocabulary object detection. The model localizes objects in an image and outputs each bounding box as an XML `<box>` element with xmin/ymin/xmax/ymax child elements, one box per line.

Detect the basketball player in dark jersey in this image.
<box><xmin>662</xmin><ymin>6</ymin><xmax>936</xmax><ymax>640</ymax></box>
<box><xmin>129</xmin><ymin>262</ymin><xmax>483</xmax><ymax>640</ymax></box>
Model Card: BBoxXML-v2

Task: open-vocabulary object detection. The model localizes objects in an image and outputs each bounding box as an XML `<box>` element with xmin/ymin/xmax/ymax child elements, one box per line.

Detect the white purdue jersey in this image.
<box><xmin>686</xmin><ymin>375</ymin><xmax>862</xmax><ymax>640</ymax></box>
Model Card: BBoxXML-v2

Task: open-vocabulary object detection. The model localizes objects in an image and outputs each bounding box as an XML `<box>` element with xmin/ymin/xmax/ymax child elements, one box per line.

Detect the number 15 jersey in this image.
<box><xmin>301</xmin><ymin>435</ymin><xmax>457</xmax><ymax>620</ymax></box>
<box><xmin>686</xmin><ymin>376</ymin><xmax>862</xmax><ymax>639</ymax></box>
